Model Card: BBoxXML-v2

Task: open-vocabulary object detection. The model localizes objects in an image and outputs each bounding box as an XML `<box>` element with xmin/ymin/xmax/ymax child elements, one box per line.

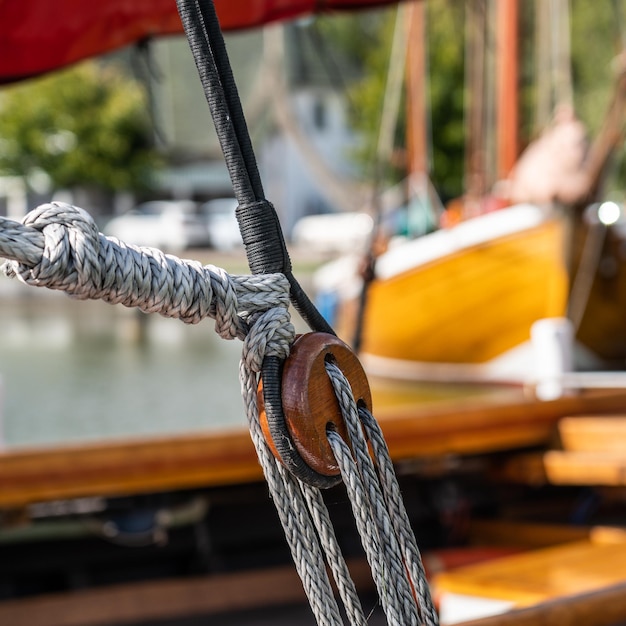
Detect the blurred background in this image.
<box><xmin>1</xmin><ymin>1</ymin><xmax>625</xmax><ymax>445</ymax></box>
<box><xmin>4</xmin><ymin>2</ymin><xmax>626</xmax><ymax>624</ymax></box>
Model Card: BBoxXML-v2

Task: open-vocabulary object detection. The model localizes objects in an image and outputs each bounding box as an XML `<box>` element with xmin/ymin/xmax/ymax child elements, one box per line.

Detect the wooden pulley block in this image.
<box><xmin>259</xmin><ymin>332</ymin><xmax>372</xmax><ymax>478</ymax></box>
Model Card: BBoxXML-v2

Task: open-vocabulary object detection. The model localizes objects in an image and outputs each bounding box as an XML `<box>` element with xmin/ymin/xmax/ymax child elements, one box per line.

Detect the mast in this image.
<box><xmin>405</xmin><ymin>0</ymin><xmax>428</xmax><ymax>180</ymax></box>
<box><xmin>464</xmin><ymin>0</ymin><xmax>487</xmax><ymax>208</ymax></box>
<box><xmin>496</xmin><ymin>0</ymin><xmax>519</xmax><ymax>180</ymax></box>
<box><xmin>404</xmin><ymin>0</ymin><xmax>441</xmax><ymax>227</ymax></box>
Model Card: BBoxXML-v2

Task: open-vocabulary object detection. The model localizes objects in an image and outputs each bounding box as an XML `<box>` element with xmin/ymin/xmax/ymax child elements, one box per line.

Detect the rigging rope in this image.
<box><xmin>175</xmin><ymin>0</ymin><xmax>341</xmax><ymax>490</ymax></box>
<box><xmin>175</xmin><ymin>0</ymin><xmax>333</xmax><ymax>336</ymax></box>
<box><xmin>0</xmin><ymin>1</ymin><xmax>438</xmax><ymax>621</ymax></box>
<box><xmin>0</xmin><ymin>205</ymin><xmax>437</xmax><ymax>624</ymax></box>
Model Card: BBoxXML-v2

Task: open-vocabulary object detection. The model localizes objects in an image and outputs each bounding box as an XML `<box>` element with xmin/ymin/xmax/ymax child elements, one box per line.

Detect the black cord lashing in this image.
<box><xmin>175</xmin><ymin>0</ymin><xmax>339</xmax><ymax>486</ymax></box>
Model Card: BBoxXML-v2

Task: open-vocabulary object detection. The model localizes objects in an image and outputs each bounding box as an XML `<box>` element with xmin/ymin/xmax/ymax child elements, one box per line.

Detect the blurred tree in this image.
<box><xmin>571</xmin><ymin>0</ymin><xmax>620</xmax><ymax>135</ymax></box>
<box><xmin>315</xmin><ymin>0</ymin><xmax>626</xmax><ymax>202</ymax></box>
<box><xmin>0</xmin><ymin>61</ymin><xmax>161</xmax><ymax>195</ymax></box>
<box><xmin>316</xmin><ymin>2</ymin><xmax>466</xmax><ymax>202</ymax></box>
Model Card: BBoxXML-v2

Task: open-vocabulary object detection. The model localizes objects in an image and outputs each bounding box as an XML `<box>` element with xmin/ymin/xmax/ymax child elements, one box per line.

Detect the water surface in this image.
<box><xmin>0</xmin><ymin>282</ymin><xmax>246</xmax><ymax>448</ymax></box>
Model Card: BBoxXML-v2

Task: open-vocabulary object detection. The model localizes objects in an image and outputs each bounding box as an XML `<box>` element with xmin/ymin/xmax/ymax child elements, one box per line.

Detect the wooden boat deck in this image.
<box><xmin>1</xmin><ymin>386</ymin><xmax>626</xmax><ymax>508</ymax></box>
<box><xmin>435</xmin><ymin>540</ymin><xmax>626</xmax><ymax>625</ymax></box>
<box><xmin>431</xmin><ymin>403</ymin><xmax>626</xmax><ymax>625</ymax></box>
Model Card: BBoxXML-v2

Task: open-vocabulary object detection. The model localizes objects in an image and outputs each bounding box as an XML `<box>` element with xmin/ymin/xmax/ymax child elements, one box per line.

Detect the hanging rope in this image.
<box><xmin>240</xmin><ymin>332</ymin><xmax>438</xmax><ymax>625</ymax></box>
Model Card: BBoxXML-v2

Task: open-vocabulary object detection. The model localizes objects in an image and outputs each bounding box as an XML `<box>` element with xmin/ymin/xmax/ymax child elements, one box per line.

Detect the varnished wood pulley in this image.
<box><xmin>259</xmin><ymin>332</ymin><xmax>372</xmax><ymax>481</ymax></box>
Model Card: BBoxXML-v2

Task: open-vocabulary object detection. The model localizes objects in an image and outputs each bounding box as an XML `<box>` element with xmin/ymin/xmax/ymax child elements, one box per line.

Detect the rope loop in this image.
<box><xmin>7</xmin><ymin>203</ymin><xmax>103</xmax><ymax>297</ymax></box>
<box><xmin>324</xmin><ymin>361</ymin><xmax>439</xmax><ymax>626</ymax></box>
<box><xmin>208</xmin><ymin>264</ymin><xmax>241</xmax><ymax>340</ymax></box>
<box><xmin>241</xmin><ymin>308</ymin><xmax>294</xmax><ymax>373</ymax></box>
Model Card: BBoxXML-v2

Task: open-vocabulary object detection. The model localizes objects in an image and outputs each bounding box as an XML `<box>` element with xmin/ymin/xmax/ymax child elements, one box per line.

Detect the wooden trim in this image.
<box><xmin>495</xmin><ymin>448</ymin><xmax>626</xmax><ymax>488</ymax></box>
<box><xmin>558</xmin><ymin>416</ymin><xmax>626</xmax><ymax>452</ymax></box>
<box><xmin>469</xmin><ymin>519</ymin><xmax>626</xmax><ymax>549</ymax></box>
<box><xmin>377</xmin><ymin>389</ymin><xmax>626</xmax><ymax>460</ymax></box>
<box><xmin>454</xmin><ymin>581</ymin><xmax>626</xmax><ymax>626</ymax></box>
<box><xmin>0</xmin><ymin>429</ymin><xmax>263</xmax><ymax>507</ymax></box>
<box><xmin>435</xmin><ymin>540</ymin><xmax>626</xmax><ymax>604</ymax></box>
<box><xmin>2</xmin><ymin>390</ymin><xmax>626</xmax><ymax>507</ymax></box>
<box><xmin>544</xmin><ymin>450</ymin><xmax>626</xmax><ymax>486</ymax></box>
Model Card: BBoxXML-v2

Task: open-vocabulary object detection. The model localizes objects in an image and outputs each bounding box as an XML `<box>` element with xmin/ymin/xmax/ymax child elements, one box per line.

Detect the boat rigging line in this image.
<box><xmin>174</xmin><ymin>0</ymin><xmax>438</xmax><ymax>619</ymax></box>
<box><xmin>175</xmin><ymin>0</ymin><xmax>343</xmax><ymax>492</ymax></box>
<box><xmin>0</xmin><ymin>1</ymin><xmax>438</xmax><ymax>623</ymax></box>
<box><xmin>0</xmin><ymin>202</ymin><xmax>437</xmax><ymax>625</ymax></box>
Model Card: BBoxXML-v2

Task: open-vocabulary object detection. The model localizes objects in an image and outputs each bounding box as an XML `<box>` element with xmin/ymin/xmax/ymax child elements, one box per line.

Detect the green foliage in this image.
<box><xmin>315</xmin><ymin>0</ymin><xmax>626</xmax><ymax>202</ymax></box>
<box><xmin>316</xmin><ymin>2</ymin><xmax>466</xmax><ymax>200</ymax></box>
<box><xmin>570</xmin><ymin>0</ymin><xmax>620</xmax><ymax>134</ymax></box>
<box><xmin>0</xmin><ymin>62</ymin><xmax>161</xmax><ymax>192</ymax></box>
<box><xmin>423</xmin><ymin>0</ymin><xmax>465</xmax><ymax>201</ymax></box>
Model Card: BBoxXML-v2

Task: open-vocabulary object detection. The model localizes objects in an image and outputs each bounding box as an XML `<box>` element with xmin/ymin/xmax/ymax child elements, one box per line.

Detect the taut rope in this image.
<box><xmin>0</xmin><ymin>0</ymin><xmax>439</xmax><ymax>619</ymax></box>
<box><xmin>0</xmin><ymin>203</ymin><xmax>437</xmax><ymax>624</ymax></box>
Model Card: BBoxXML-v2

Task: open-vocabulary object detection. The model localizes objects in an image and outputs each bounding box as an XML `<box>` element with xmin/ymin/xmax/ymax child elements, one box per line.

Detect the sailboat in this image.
<box><xmin>354</xmin><ymin>203</ymin><xmax>568</xmax><ymax>383</ymax></box>
<box><xmin>314</xmin><ymin>0</ymin><xmax>626</xmax><ymax>389</ymax></box>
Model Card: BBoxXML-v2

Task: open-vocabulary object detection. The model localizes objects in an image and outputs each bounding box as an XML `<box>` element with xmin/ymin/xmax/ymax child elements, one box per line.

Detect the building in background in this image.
<box><xmin>145</xmin><ymin>22</ymin><xmax>360</xmax><ymax>237</ymax></box>
<box><xmin>0</xmin><ymin>22</ymin><xmax>360</xmax><ymax>241</ymax></box>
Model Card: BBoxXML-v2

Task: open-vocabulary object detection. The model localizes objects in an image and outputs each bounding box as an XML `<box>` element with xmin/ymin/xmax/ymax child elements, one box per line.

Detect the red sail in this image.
<box><xmin>0</xmin><ymin>0</ymin><xmax>398</xmax><ymax>84</ymax></box>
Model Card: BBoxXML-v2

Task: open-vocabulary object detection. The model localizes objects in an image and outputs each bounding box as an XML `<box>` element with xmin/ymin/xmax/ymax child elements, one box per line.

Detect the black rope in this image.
<box><xmin>175</xmin><ymin>0</ymin><xmax>338</xmax><ymax>486</ymax></box>
<box><xmin>175</xmin><ymin>0</ymin><xmax>257</xmax><ymax>205</ymax></box>
<box><xmin>174</xmin><ymin>0</ymin><xmax>334</xmax><ymax>335</ymax></box>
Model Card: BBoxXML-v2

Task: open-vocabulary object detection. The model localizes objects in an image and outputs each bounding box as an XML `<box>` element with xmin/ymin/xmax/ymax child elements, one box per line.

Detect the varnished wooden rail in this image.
<box><xmin>498</xmin><ymin>412</ymin><xmax>626</xmax><ymax>487</ymax></box>
<box><xmin>544</xmin><ymin>450</ymin><xmax>626</xmax><ymax>486</ymax></box>
<box><xmin>436</xmin><ymin>540</ymin><xmax>626</xmax><ymax>626</ymax></box>
<box><xmin>2</xmin><ymin>389</ymin><xmax>626</xmax><ymax>507</ymax></box>
<box><xmin>0</xmin><ymin>429</ymin><xmax>263</xmax><ymax>507</ymax></box>
<box><xmin>456</xmin><ymin>581</ymin><xmax>626</xmax><ymax>626</ymax></box>
<box><xmin>558</xmin><ymin>415</ymin><xmax>626</xmax><ymax>452</ymax></box>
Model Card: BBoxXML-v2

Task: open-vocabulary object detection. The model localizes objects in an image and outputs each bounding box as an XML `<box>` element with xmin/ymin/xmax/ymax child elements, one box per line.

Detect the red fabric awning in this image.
<box><xmin>0</xmin><ymin>0</ymin><xmax>399</xmax><ymax>84</ymax></box>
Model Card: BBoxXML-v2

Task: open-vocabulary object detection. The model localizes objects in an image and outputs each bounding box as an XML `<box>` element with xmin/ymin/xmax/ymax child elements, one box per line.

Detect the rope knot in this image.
<box><xmin>241</xmin><ymin>307</ymin><xmax>295</xmax><ymax>373</ymax></box>
<box><xmin>207</xmin><ymin>264</ymin><xmax>240</xmax><ymax>340</ymax></box>
<box><xmin>5</xmin><ymin>202</ymin><xmax>102</xmax><ymax>298</ymax></box>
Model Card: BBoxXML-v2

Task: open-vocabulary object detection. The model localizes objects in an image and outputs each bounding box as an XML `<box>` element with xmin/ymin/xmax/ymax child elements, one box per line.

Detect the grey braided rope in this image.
<box><xmin>1</xmin><ymin>202</ymin><xmax>436</xmax><ymax>625</ymax></box>
<box><xmin>326</xmin><ymin>361</ymin><xmax>438</xmax><ymax>626</ymax></box>
<box><xmin>326</xmin><ymin>363</ymin><xmax>419</xmax><ymax>625</ymax></box>
<box><xmin>1</xmin><ymin>203</ymin><xmax>357</xmax><ymax>624</ymax></box>
<box><xmin>360</xmin><ymin>408</ymin><xmax>439</xmax><ymax>626</ymax></box>
<box><xmin>328</xmin><ymin>431</ymin><xmax>408</xmax><ymax>626</ymax></box>
<box><xmin>0</xmin><ymin>203</ymin><xmax>290</xmax><ymax>339</ymax></box>
<box><xmin>299</xmin><ymin>483</ymin><xmax>368</xmax><ymax>626</ymax></box>
<box><xmin>240</xmin><ymin>316</ymin><xmax>368</xmax><ymax>625</ymax></box>
<box><xmin>239</xmin><ymin>321</ymin><xmax>345</xmax><ymax>626</ymax></box>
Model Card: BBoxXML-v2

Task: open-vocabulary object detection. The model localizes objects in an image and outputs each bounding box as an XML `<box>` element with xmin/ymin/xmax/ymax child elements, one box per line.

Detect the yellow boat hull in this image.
<box><xmin>359</xmin><ymin>216</ymin><xmax>568</xmax><ymax>367</ymax></box>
